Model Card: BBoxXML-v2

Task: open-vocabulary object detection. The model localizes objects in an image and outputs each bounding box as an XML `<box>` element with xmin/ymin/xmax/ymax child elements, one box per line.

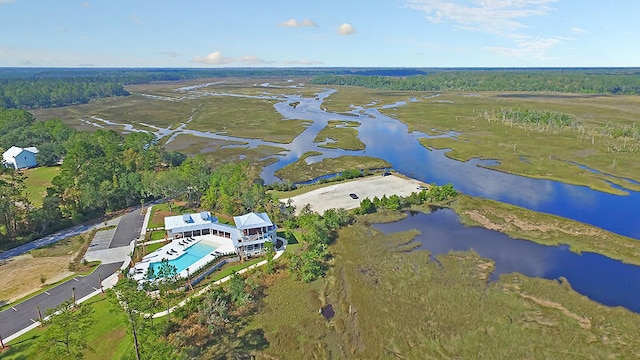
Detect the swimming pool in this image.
<box><xmin>148</xmin><ymin>241</ymin><xmax>217</xmax><ymax>277</ymax></box>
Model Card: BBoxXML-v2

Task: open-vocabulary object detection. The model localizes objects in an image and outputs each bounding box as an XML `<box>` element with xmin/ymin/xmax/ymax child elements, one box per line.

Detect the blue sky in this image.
<box><xmin>0</xmin><ymin>0</ymin><xmax>638</xmax><ymax>67</ymax></box>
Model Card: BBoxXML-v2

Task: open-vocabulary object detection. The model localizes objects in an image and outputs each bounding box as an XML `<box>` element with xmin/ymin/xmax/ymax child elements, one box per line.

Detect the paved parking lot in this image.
<box><xmin>281</xmin><ymin>174</ymin><xmax>426</xmax><ymax>215</ymax></box>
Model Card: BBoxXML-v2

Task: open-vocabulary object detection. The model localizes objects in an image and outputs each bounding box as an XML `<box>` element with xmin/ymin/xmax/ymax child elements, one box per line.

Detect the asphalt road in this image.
<box><xmin>0</xmin><ymin>262</ymin><xmax>122</xmax><ymax>340</ymax></box>
<box><xmin>0</xmin><ymin>206</ymin><xmax>146</xmax><ymax>340</ymax></box>
<box><xmin>0</xmin><ymin>206</ymin><xmax>144</xmax><ymax>261</ymax></box>
<box><xmin>110</xmin><ymin>210</ymin><xmax>144</xmax><ymax>248</ymax></box>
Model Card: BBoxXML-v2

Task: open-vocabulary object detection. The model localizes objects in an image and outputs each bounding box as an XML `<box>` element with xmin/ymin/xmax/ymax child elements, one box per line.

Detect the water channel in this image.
<box><xmin>262</xmin><ymin>89</ymin><xmax>640</xmax><ymax>240</ymax></box>
<box><xmin>373</xmin><ymin>209</ymin><xmax>640</xmax><ymax>313</ymax></box>
<box><xmin>95</xmin><ymin>86</ymin><xmax>639</xmax><ymax>238</ymax></box>
<box><xmin>95</xmin><ymin>85</ymin><xmax>640</xmax><ymax>311</ymax></box>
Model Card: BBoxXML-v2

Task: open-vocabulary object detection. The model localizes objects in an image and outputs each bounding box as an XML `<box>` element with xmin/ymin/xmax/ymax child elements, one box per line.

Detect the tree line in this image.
<box><xmin>0</xmin><ymin>107</ymin><xmax>72</xmax><ymax>165</ymax></box>
<box><xmin>310</xmin><ymin>69</ymin><xmax>640</xmax><ymax>95</ymax></box>
<box><xmin>0</xmin><ymin>78</ymin><xmax>129</xmax><ymax>109</ymax></box>
<box><xmin>0</xmin><ymin>121</ymin><xmax>296</xmax><ymax>248</ymax></box>
<box><xmin>0</xmin><ymin>67</ymin><xmax>340</xmax><ymax>110</ymax></box>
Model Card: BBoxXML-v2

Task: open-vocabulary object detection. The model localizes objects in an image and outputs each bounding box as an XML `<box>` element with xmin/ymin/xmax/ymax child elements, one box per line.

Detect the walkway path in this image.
<box><xmin>0</xmin><ymin>220</ymin><xmax>106</xmax><ymax>261</ymax></box>
<box><xmin>151</xmin><ymin>249</ymin><xmax>285</xmax><ymax>318</ymax></box>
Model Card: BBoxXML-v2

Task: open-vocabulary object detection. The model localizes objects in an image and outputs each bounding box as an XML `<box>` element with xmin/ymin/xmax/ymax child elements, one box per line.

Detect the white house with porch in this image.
<box><xmin>164</xmin><ymin>211</ymin><xmax>277</xmax><ymax>258</ymax></box>
<box><xmin>2</xmin><ymin>146</ymin><xmax>39</xmax><ymax>169</ymax></box>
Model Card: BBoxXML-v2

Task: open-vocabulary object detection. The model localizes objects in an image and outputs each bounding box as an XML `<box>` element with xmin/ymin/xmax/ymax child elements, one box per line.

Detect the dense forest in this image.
<box><xmin>0</xmin><ymin>108</ymin><xmax>72</xmax><ymax>165</ymax></box>
<box><xmin>311</xmin><ymin>69</ymin><xmax>640</xmax><ymax>94</ymax></box>
<box><xmin>2</xmin><ymin>67</ymin><xmax>639</xmax><ymax>109</ymax></box>
<box><xmin>0</xmin><ymin>68</ymin><xmax>333</xmax><ymax>109</ymax></box>
<box><xmin>0</xmin><ymin>103</ymin><xmax>295</xmax><ymax>248</ymax></box>
<box><xmin>0</xmin><ymin>78</ymin><xmax>129</xmax><ymax>109</ymax></box>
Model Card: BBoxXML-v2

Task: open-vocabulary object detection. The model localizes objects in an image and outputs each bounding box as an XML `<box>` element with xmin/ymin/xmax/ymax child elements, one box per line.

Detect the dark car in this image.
<box><xmin>382</xmin><ymin>171</ymin><xmax>391</xmax><ymax>176</ymax></box>
<box><xmin>349</xmin><ymin>193</ymin><xmax>359</xmax><ymax>199</ymax></box>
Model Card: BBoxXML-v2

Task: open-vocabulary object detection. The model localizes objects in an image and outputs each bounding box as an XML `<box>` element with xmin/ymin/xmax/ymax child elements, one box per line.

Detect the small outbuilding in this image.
<box><xmin>2</xmin><ymin>146</ymin><xmax>39</xmax><ymax>170</ymax></box>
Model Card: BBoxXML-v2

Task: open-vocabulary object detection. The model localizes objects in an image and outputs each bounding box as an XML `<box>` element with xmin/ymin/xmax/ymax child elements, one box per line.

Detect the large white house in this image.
<box><xmin>164</xmin><ymin>211</ymin><xmax>277</xmax><ymax>258</ymax></box>
<box><xmin>2</xmin><ymin>146</ymin><xmax>39</xmax><ymax>169</ymax></box>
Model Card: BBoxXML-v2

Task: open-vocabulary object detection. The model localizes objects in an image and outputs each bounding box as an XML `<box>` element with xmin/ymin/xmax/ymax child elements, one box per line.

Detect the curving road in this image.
<box><xmin>0</xmin><ymin>208</ymin><xmax>145</xmax><ymax>342</ymax></box>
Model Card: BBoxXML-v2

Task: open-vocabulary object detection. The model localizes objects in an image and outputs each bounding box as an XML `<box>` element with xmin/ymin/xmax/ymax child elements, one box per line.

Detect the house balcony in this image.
<box><xmin>237</xmin><ymin>231</ymin><xmax>275</xmax><ymax>246</ymax></box>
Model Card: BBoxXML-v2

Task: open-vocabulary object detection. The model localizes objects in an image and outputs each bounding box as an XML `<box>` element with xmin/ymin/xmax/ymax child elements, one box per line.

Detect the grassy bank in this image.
<box><xmin>246</xmin><ymin>214</ymin><xmax>640</xmax><ymax>358</ymax></box>
<box><xmin>188</xmin><ymin>96</ymin><xmax>311</xmax><ymax>144</ymax></box>
<box><xmin>31</xmin><ymin>79</ymin><xmax>314</xmax><ymax>156</ymax></box>
<box><xmin>377</xmin><ymin>91</ymin><xmax>640</xmax><ymax>194</ymax></box>
<box><xmin>274</xmin><ymin>153</ymin><xmax>390</xmax><ymax>184</ymax></box>
<box><xmin>321</xmin><ymin>86</ymin><xmax>429</xmax><ymax>114</ymax></box>
<box><xmin>451</xmin><ymin>194</ymin><xmax>640</xmax><ymax>266</ymax></box>
<box><xmin>333</xmin><ymin>221</ymin><xmax>640</xmax><ymax>358</ymax></box>
<box><xmin>314</xmin><ymin>120</ymin><xmax>365</xmax><ymax>150</ymax></box>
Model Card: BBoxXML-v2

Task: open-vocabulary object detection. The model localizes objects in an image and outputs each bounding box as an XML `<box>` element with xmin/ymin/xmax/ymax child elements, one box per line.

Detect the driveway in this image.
<box><xmin>281</xmin><ymin>174</ymin><xmax>426</xmax><ymax>215</ymax></box>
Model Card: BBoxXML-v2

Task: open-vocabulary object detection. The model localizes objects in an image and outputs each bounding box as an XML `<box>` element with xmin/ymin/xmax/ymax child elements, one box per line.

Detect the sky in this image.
<box><xmin>0</xmin><ymin>0</ymin><xmax>638</xmax><ymax>68</ymax></box>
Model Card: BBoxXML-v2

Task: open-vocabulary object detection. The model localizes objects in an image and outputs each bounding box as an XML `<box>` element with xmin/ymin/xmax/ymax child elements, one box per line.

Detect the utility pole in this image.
<box><xmin>98</xmin><ymin>274</ymin><xmax>104</xmax><ymax>294</ymax></box>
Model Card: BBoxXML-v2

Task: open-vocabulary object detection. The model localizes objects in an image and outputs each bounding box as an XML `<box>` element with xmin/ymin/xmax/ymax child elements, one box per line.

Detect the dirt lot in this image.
<box><xmin>282</xmin><ymin>174</ymin><xmax>426</xmax><ymax>215</ymax></box>
<box><xmin>0</xmin><ymin>254</ymin><xmax>75</xmax><ymax>306</ymax></box>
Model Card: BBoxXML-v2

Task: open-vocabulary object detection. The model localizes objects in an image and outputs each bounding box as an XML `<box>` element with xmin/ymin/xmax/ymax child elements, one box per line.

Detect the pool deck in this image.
<box><xmin>131</xmin><ymin>235</ymin><xmax>236</xmax><ymax>282</ymax></box>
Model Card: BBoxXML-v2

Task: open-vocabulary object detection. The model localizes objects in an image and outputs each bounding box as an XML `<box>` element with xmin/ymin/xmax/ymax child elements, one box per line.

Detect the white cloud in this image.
<box><xmin>0</xmin><ymin>0</ymin><xmax>16</xmax><ymax>4</ymax></box>
<box><xmin>193</xmin><ymin>51</ymin><xmax>232</xmax><ymax>64</ymax></box>
<box><xmin>279</xmin><ymin>19</ymin><xmax>318</xmax><ymax>28</ymax></box>
<box><xmin>337</xmin><ymin>23</ymin><xmax>356</xmax><ymax>35</ymax></box>
<box><xmin>570</xmin><ymin>27</ymin><xmax>589</xmax><ymax>34</ymax></box>
<box><xmin>130</xmin><ymin>15</ymin><xmax>143</xmax><ymax>24</ymax></box>
<box><xmin>81</xmin><ymin>2</ymin><xmax>90</xmax><ymax>8</ymax></box>
<box><xmin>192</xmin><ymin>51</ymin><xmax>269</xmax><ymax>65</ymax></box>
<box><xmin>406</xmin><ymin>0</ymin><xmax>564</xmax><ymax>60</ymax></box>
<box><xmin>405</xmin><ymin>0</ymin><xmax>558</xmax><ymax>35</ymax></box>
<box><xmin>486</xmin><ymin>34</ymin><xmax>563</xmax><ymax>59</ymax></box>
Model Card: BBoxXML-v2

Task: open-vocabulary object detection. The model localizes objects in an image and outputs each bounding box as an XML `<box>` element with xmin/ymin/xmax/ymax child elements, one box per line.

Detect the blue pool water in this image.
<box><xmin>149</xmin><ymin>241</ymin><xmax>217</xmax><ymax>276</ymax></box>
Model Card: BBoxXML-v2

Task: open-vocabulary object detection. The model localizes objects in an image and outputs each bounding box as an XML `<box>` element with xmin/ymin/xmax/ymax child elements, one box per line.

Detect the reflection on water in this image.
<box><xmin>101</xmin><ymin>86</ymin><xmax>640</xmax><ymax>239</ymax></box>
<box><xmin>270</xmin><ymin>93</ymin><xmax>640</xmax><ymax>240</ymax></box>
<box><xmin>373</xmin><ymin>209</ymin><xmax>640</xmax><ymax>313</ymax></box>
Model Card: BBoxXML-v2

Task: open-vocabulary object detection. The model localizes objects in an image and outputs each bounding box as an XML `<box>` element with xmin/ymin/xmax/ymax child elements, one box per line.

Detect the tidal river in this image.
<box><xmin>374</xmin><ymin>209</ymin><xmax>640</xmax><ymax>313</ymax></box>
<box><xmin>123</xmin><ymin>85</ymin><xmax>638</xmax><ymax>239</ymax></box>
<box><xmin>262</xmin><ymin>89</ymin><xmax>640</xmax><ymax>240</ymax></box>
<box><xmin>101</xmin><ymin>85</ymin><xmax>640</xmax><ymax>311</ymax></box>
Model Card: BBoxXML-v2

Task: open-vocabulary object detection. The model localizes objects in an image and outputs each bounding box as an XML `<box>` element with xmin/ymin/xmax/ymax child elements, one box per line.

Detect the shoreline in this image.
<box><xmin>278</xmin><ymin>174</ymin><xmax>640</xmax><ymax>266</ymax></box>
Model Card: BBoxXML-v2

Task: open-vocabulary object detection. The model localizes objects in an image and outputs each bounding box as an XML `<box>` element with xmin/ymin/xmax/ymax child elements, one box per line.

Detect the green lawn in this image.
<box><xmin>21</xmin><ymin>166</ymin><xmax>60</xmax><ymax>207</ymax></box>
<box><xmin>2</xmin><ymin>295</ymin><xmax>131</xmax><ymax>360</ymax></box>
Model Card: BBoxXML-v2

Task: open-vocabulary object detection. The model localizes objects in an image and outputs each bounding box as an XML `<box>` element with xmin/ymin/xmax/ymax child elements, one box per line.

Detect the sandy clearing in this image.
<box><xmin>281</xmin><ymin>174</ymin><xmax>427</xmax><ymax>215</ymax></box>
<box><xmin>0</xmin><ymin>254</ymin><xmax>75</xmax><ymax>305</ymax></box>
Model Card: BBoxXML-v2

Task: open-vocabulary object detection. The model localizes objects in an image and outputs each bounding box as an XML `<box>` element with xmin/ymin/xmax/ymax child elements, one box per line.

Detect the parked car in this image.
<box><xmin>382</xmin><ymin>171</ymin><xmax>391</xmax><ymax>176</ymax></box>
<box><xmin>417</xmin><ymin>185</ymin><xmax>427</xmax><ymax>190</ymax></box>
<box><xmin>349</xmin><ymin>193</ymin><xmax>359</xmax><ymax>199</ymax></box>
